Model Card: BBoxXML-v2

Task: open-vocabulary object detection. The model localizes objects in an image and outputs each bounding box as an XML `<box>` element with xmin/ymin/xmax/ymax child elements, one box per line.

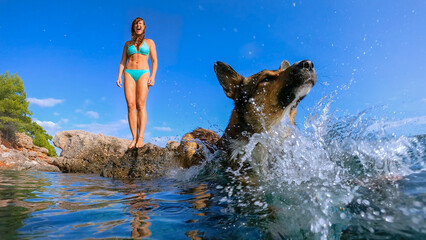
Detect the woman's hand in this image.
<box><xmin>116</xmin><ymin>78</ymin><xmax>122</xmax><ymax>88</ymax></box>
<box><xmin>148</xmin><ymin>77</ymin><xmax>155</xmax><ymax>86</ymax></box>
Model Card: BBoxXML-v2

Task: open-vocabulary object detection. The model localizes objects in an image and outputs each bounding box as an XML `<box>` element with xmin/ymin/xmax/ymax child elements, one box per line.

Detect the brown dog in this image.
<box><xmin>178</xmin><ymin>59</ymin><xmax>316</xmax><ymax>167</ymax></box>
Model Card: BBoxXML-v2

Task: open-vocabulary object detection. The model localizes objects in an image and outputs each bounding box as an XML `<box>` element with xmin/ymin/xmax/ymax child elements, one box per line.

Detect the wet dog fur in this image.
<box><xmin>177</xmin><ymin>59</ymin><xmax>317</xmax><ymax>168</ymax></box>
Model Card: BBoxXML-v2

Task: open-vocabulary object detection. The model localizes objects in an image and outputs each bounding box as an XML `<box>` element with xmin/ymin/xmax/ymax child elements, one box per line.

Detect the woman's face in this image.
<box><xmin>134</xmin><ymin>20</ymin><xmax>145</xmax><ymax>35</ymax></box>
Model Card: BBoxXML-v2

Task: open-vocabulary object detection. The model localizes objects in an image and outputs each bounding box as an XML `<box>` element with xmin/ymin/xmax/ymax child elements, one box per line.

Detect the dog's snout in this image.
<box><xmin>297</xmin><ymin>60</ymin><xmax>314</xmax><ymax>71</ymax></box>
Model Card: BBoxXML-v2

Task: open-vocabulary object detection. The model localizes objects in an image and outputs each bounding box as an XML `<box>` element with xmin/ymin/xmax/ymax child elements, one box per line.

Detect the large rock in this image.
<box><xmin>15</xmin><ymin>132</ymin><xmax>34</xmax><ymax>149</ymax></box>
<box><xmin>52</xmin><ymin>130</ymin><xmax>186</xmax><ymax>178</ymax></box>
<box><xmin>13</xmin><ymin>132</ymin><xmax>50</xmax><ymax>157</ymax></box>
<box><xmin>0</xmin><ymin>148</ymin><xmax>59</xmax><ymax>172</ymax></box>
<box><xmin>0</xmin><ymin>131</ymin><xmax>59</xmax><ymax>172</ymax></box>
<box><xmin>53</xmin><ymin>130</ymin><xmax>132</xmax><ymax>174</ymax></box>
<box><xmin>102</xmin><ymin>143</ymin><xmax>179</xmax><ymax>179</ymax></box>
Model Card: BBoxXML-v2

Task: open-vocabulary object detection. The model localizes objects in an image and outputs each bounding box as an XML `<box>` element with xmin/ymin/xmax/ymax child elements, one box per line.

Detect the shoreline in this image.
<box><xmin>0</xmin><ymin>130</ymin><xmax>182</xmax><ymax>179</ymax></box>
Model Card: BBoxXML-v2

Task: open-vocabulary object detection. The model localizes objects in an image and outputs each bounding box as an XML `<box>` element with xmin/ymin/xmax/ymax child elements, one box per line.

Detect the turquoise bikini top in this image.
<box><xmin>127</xmin><ymin>40</ymin><xmax>149</xmax><ymax>56</ymax></box>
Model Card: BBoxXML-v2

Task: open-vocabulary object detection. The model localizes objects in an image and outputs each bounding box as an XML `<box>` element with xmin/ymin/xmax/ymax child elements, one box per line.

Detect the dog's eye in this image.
<box><xmin>260</xmin><ymin>76</ymin><xmax>275</xmax><ymax>83</ymax></box>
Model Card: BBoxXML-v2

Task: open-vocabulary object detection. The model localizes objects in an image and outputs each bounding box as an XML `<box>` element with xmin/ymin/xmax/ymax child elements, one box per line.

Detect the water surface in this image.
<box><xmin>1</xmin><ymin>98</ymin><xmax>425</xmax><ymax>239</ymax></box>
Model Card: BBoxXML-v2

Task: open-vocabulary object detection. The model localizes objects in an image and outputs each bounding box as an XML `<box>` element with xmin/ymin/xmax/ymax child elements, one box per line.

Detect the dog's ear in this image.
<box><xmin>214</xmin><ymin>61</ymin><xmax>244</xmax><ymax>99</ymax></box>
<box><xmin>279</xmin><ymin>60</ymin><xmax>290</xmax><ymax>70</ymax></box>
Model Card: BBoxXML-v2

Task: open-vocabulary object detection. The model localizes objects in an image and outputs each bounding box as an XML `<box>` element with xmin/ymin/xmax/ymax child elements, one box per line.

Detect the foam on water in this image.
<box><xmin>210</xmin><ymin>94</ymin><xmax>425</xmax><ymax>239</ymax></box>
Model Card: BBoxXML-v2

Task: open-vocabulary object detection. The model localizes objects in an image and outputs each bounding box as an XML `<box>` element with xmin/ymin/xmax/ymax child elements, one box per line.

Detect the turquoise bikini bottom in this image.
<box><xmin>124</xmin><ymin>69</ymin><xmax>150</xmax><ymax>82</ymax></box>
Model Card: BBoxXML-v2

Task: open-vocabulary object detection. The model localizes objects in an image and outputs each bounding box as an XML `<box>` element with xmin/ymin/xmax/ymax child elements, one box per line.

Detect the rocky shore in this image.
<box><xmin>0</xmin><ymin>132</ymin><xmax>59</xmax><ymax>172</ymax></box>
<box><xmin>0</xmin><ymin>130</ymin><xmax>184</xmax><ymax>179</ymax></box>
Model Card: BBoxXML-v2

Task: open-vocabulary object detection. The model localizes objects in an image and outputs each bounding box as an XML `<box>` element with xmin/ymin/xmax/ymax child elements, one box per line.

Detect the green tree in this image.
<box><xmin>0</xmin><ymin>72</ymin><xmax>57</xmax><ymax>156</ymax></box>
<box><xmin>27</xmin><ymin>121</ymin><xmax>56</xmax><ymax>156</ymax></box>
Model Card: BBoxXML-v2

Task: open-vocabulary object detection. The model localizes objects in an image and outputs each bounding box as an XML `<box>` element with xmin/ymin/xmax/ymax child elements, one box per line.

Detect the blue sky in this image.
<box><xmin>0</xmin><ymin>0</ymin><xmax>425</xmax><ymax>146</ymax></box>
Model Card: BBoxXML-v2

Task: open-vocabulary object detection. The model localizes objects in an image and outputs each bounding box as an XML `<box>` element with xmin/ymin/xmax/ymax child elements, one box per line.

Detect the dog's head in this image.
<box><xmin>214</xmin><ymin>60</ymin><xmax>316</xmax><ymax>132</ymax></box>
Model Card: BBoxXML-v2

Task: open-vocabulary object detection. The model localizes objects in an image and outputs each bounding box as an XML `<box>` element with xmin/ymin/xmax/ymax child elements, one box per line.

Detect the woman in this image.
<box><xmin>117</xmin><ymin>17</ymin><xmax>157</xmax><ymax>149</ymax></box>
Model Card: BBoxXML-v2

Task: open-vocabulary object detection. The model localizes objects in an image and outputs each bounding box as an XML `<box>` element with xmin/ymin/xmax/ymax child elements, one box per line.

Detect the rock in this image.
<box><xmin>0</xmin><ymin>149</ymin><xmax>60</xmax><ymax>172</ymax></box>
<box><xmin>37</xmin><ymin>147</ymin><xmax>49</xmax><ymax>154</ymax></box>
<box><xmin>51</xmin><ymin>130</ymin><xmax>199</xmax><ymax>179</ymax></box>
<box><xmin>102</xmin><ymin>143</ymin><xmax>179</xmax><ymax>179</ymax></box>
<box><xmin>166</xmin><ymin>141</ymin><xmax>180</xmax><ymax>150</ymax></box>
<box><xmin>15</xmin><ymin>132</ymin><xmax>34</xmax><ymax>149</ymax></box>
<box><xmin>53</xmin><ymin>130</ymin><xmax>131</xmax><ymax>174</ymax></box>
<box><xmin>0</xmin><ymin>131</ymin><xmax>57</xmax><ymax>172</ymax></box>
<box><xmin>28</xmin><ymin>151</ymin><xmax>38</xmax><ymax>159</ymax></box>
<box><xmin>43</xmin><ymin>156</ymin><xmax>56</xmax><ymax>165</ymax></box>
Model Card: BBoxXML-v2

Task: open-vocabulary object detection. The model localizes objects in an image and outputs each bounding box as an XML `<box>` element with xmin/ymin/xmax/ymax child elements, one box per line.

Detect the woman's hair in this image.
<box><xmin>131</xmin><ymin>17</ymin><xmax>146</xmax><ymax>48</ymax></box>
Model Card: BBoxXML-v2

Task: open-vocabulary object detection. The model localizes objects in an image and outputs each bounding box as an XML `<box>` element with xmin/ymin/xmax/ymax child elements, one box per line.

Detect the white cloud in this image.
<box><xmin>53</xmin><ymin>112</ymin><xmax>60</xmax><ymax>116</ymax></box>
<box><xmin>28</xmin><ymin>98</ymin><xmax>64</xmax><ymax>107</ymax></box>
<box><xmin>74</xmin><ymin>119</ymin><xmax>128</xmax><ymax>136</ymax></box>
<box><xmin>86</xmin><ymin>111</ymin><xmax>99</xmax><ymax>119</ymax></box>
<box><xmin>34</xmin><ymin>119</ymin><xmax>62</xmax><ymax>135</ymax></box>
<box><xmin>61</xmin><ymin>118</ymin><xmax>69</xmax><ymax>124</ymax></box>
<box><xmin>83</xmin><ymin>99</ymin><xmax>93</xmax><ymax>107</ymax></box>
<box><xmin>153</xmin><ymin>126</ymin><xmax>172</xmax><ymax>131</ymax></box>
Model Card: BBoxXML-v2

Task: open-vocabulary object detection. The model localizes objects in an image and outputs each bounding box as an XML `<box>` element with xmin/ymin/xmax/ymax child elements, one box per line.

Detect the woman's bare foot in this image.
<box><xmin>128</xmin><ymin>139</ymin><xmax>137</xmax><ymax>149</ymax></box>
<box><xmin>135</xmin><ymin>137</ymin><xmax>144</xmax><ymax>148</ymax></box>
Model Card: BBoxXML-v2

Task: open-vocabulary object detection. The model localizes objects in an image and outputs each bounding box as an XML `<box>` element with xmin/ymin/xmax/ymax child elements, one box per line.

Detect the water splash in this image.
<box><xmin>218</xmin><ymin>94</ymin><xmax>425</xmax><ymax>239</ymax></box>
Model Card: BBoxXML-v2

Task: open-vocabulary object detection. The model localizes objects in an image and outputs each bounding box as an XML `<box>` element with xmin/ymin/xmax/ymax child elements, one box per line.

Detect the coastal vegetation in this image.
<box><xmin>0</xmin><ymin>72</ymin><xmax>56</xmax><ymax>156</ymax></box>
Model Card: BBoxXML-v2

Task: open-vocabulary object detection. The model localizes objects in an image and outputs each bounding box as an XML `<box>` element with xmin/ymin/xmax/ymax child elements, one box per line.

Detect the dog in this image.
<box><xmin>177</xmin><ymin>59</ymin><xmax>316</xmax><ymax>169</ymax></box>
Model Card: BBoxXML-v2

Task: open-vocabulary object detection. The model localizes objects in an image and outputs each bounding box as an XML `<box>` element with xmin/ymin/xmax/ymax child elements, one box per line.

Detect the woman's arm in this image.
<box><xmin>148</xmin><ymin>39</ymin><xmax>157</xmax><ymax>86</ymax></box>
<box><xmin>117</xmin><ymin>42</ymin><xmax>128</xmax><ymax>88</ymax></box>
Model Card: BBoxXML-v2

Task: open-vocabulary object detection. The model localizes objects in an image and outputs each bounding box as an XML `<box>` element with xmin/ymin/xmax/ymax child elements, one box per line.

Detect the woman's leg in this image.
<box><xmin>124</xmin><ymin>72</ymin><xmax>138</xmax><ymax>148</ymax></box>
<box><xmin>135</xmin><ymin>72</ymin><xmax>150</xmax><ymax>148</ymax></box>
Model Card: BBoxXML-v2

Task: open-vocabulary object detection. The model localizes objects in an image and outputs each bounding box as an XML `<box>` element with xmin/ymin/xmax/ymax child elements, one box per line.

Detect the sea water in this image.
<box><xmin>0</xmin><ymin>96</ymin><xmax>425</xmax><ymax>239</ymax></box>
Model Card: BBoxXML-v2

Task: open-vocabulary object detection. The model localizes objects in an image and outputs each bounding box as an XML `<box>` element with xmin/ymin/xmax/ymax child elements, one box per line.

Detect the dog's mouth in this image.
<box><xmin>294</xmin><ymin>72</ymin><xmax>316</xmax><ymax>101</ymax></box>
<box><xmin>278</xmin><ymin>62</ymin><xmax>316</xmax><ymax>108</ymax></box>
<box><xmin>305</xmin><ymin>76</ymin><xmax>316</xmax><ymax>86</ymax></box>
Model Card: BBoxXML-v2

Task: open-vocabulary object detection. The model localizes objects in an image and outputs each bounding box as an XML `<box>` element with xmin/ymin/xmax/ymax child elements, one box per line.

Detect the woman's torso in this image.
<box><xmin>126</xmin><ymin>39</ymin><xmax>150</xmax><ymax>70</ymax></box>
